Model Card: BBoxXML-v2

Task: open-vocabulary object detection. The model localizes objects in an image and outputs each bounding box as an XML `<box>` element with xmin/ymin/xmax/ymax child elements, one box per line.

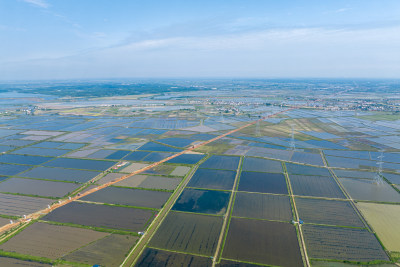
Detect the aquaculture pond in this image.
<box><xmin>43</xmin><ymin>201</ymin><xmax>153</xmax><ymax>231</ymax></box>
<box><xmin>81</xmin><ymin>186</ymin><xmax>171</xmax><ymax>209</ymax></box>
<box><xmin>172</xmin><ymin>188</ymin><xmax>230</xmax><ymax>215</ymax></box>
<box><xmin>44</xmin><ymin>158</ymin><xmax>115</xmax><ymax>171</ymax></box>
<box><xmin>241</xmin><ymin>157</ymin><xmax>282</xmax><ymax>173</ymax></box>
<box><xmin>200</xmin><ymin>155</ymin><xmax>240</xmax><ymax>170</ymax></box>
<box><xmin>222</xmin><ymin>218</ymin><xmax>303</xmax><ymax>267</ymax></box>
<box><xmin>19</xmin><ymin>166</ymin><xmax>100</xmax><ymax>183</ymax></box>
<box><xmin>187</xmin><ymin>168</ymin><xmax>236</xmax><ymax>190</ymax></box>
<box><xmin>238</xmin><ymin>172</ymin><xmax>288</xmax><ymax>194</ymax></box>
<box><xmin>149</xmin><ymin>212</ymin><xmax>222</xmax><ymax>256</ymax></box>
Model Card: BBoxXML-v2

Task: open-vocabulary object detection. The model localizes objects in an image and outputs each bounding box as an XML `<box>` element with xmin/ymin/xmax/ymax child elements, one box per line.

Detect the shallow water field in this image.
<box><xmin>12</xmin><ymin>147</ymin><xmax>69</xmax><ymax>157</ymax></box>
<box><xmin>63</xmin><ymin>234</ymin><xmax>138</xmax><ymax>267</ymax></box>
<box><xmin>0</xmin><ymin>257</ymin><xmax>51</xmax><ymax>266</ymax></box>
<box><xmin>290</xmin><ymin>151</ymin><xmax>324</xmax><ymax>166</ymax></box>
<box><xmin>295</xmin><ymin>198</ymin><xmax>364</xmax><ymax>227</ymax></box>
<box><xmin>157</xmin><ymin>137</ymin><xmax>194</xmax><ymax>148</ymax></box>
<box><xmin>149</xmin><ymin>212</ymin><xmax>222</xmax><ymax>256</ymax></box>
<box><xmin>172</xmin><ymin>188</ymin><xmax>230</xmax><ymax>215</ymax></box>
<box><xmin>238</xmin><ymin>172</ymin><xmax>288</xmax><ymax>194</ymax></box>
<box><xmin>170</xmin><ymin>166</ymin><xmax>191</xmax><ymax>176</ymax></box>
<box><xmin>124</xmin><ymin>151</ymin><xmax>151</xmax><ymax>161</ymax></box>
<box><xmin>188</xmin><ymin>168</ymin><xmax>236</xmax><ymax>190</ymax></box>
<box><xmin>142</xmin><ymin>152</ymin><xmax>173</xmax><ymax>162</ymax></box>
<box><xmin>357</xmin><ymin>202</ymin><xmax>400</xmax><ymax>252</ymax></box>
<box><xmin>0</xmin><ymin>222</ymin><xmax>107</xmax><ymax>260</ymax></box>
<box><xmin>302</xmin><ymin>224</ymin><xmax>389</xmax><ymax>262</ymax></box>
<box><xmin>0</xmin><ymin>193</ymin><xmax>53</xmax><ymax>216</ymax></box>
<box><xmin>0</xmin><ymin>163</ymin><xmax>31</xmax><ymax>176</ymax></box>
<box><xmin>0</xmin><ymin>178</ymin><xmax>80</xmax><ymax>197</ymax></box>
<box><xmin>43</xmin><ymin>201</ymin><xmax>153</xmax><ymax>231</ymax></box>
<box><xmin>222</xmin><ymin>218</ymin><xmax>303</xmax><ymax>267</ymax></box>
<box><xmin>167</xmin><ymin>153</ymin><xmax>205</xmax><ymax>164</ymax></box>
<box><xmin>339</xmin><ymin>177</ymin><xmax>400</xmax><ymax>202</ymax></box>
<box><xmin>232</xmin><ymin>192</ymin><xmax>292</xmax><ymax>221</ymax></box>
<box><xmin>137</xmin><ymin>176</ymin><xmax>181</xmax><ymax>190</ymax></box>
<box><xmin>135</xmin><ymin>248</ymin><xmax>212</xmax><ymax>267</ymax></box>
<box><xmin>383</xmin><ymin>172</ymin><xmax>400</xmax><ymax>184</ymax></box>
<box><xmin>19</xmin><ymin>166</ymin><xmax>100</xmax><ymax>183</ymax></box>
<box><xmin>44</xmin><ymin>157</ymin><xmax>115</xmax><ymax>171</ymax></box>
<box><xmin>286</xmin><ymin>163</ymin><xmax>331</xmax><ymax>176</ymax></box>
<box><xmin>81</xmin><ymin>186</ymin><xmax>171</xmax><ymax>209</ymax></box>
<box><xmin>289</xmin><ymin>175</ymin><xmax>345</xmax><ymax>199</ymax></box>
<box><xmin>138</xmin><ymin>141</ymin><xmax>182</xmax><ymax>152</ymax></box>
<box><xmin>333</xmin><ymin>169</ymin><xmax>376</xmax><ymax>179</ymax></box>
<box><xmin>241</xmin><ymin>157</ymin><xmax>282</xmax><ymax>173</ymax></box>
<box><xmin>200</xmin><ymin>155</ymin><xmax>240</xmax><ymax>170</ymax></box>
<box><xmin>0</xmin><ymin>154</ymin><xmax>52</xmax><ymax>165</ymax></box>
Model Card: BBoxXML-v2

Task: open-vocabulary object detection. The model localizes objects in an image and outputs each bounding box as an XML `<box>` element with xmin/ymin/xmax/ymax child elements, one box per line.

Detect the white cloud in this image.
<box><xmin>23</xmin><ymin>0</ymin><xmax>49</xmax><ymax>9</ymax></box>
<box><xmin>2</xmin><ymin>25</ymin><xmax>400</xmax><ymax>80</ymax></box>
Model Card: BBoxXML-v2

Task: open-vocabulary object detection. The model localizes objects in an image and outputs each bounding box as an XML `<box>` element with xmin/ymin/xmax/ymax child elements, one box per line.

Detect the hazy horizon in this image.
<box><xmin>1</xmin><ymin>0</ymin><xmax>400</xmax><ymax>80</ymax></box>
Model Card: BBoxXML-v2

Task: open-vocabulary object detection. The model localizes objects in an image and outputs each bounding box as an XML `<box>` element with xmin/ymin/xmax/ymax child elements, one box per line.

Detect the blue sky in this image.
<box><xmin>1</xmin><ymin>0</ymin><xmax>400</xmax><ymax>80</ymax></box>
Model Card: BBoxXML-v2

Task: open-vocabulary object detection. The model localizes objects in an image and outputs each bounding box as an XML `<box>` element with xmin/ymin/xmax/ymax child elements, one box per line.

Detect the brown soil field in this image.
<box><xmin>114</xmin><ymin>174</ymin><xmax>148</xmax><ymax>188</ymax></box>
<box><xmin>0</xmin><ymin>257</ymin><xmax>51</xmax><ymax>266</ymax></box>
<box><xmin>0</xmin><ymin>193</ymin><xmax>53</xmax><ymax>217</ymax></box>
<box><xmin>63</xmin><ymin>234</ymin><xmax>138</xmax><ymax>266</ymax></box>
<box><xmin>0</xmin><ymin>222</ymin><xmax>107</xmax><ymax>259</ymax></box>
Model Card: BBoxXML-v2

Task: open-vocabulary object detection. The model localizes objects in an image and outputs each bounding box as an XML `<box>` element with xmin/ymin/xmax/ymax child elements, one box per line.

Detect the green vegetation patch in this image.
<box><xmin>357</xmin><ymin>202</ymin><xmax>400</xmax><ymax>252</ymax></box>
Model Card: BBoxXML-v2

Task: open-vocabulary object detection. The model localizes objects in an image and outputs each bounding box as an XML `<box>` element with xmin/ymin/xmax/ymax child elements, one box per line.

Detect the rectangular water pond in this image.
<box><xmin>0</xmin><ymin>222</ymin><xmax>107</xmax><ymax>260</ymax></box>
<box><xmin>238</xmin><ymin>172</ymin><xmax>288</xmax><ymax>194</ymax></box>
<box><xmin>81</xmin><ymin>186</ymin><xmax>171</xmax><ymax>209</ymax></box>
<box><xmin>44</xmin><ymin>158</ymin><xmax>116</xmax><ymax>171</ymax></box>
<box><xmin>157</xmin><ymin>137</ymin><xmax>194</xmax><ymax>148</ymax></box>
<box><xmin>172</xmin><ymin>188</ymin><xmax>230</xmax><ymax>215</ymax></box>
<box><xmin>290</xmin><ymin>175</ymin><xmax>345</xmax><ymax>199</ymax></box>
<box><xmin>43</xmin><ymin>201</ymin><xmax>153</xmax><ymax>231</ymax></box>
<box><xmin>222</xmin><ymin>218</ymin><xmax>303</xmax><ymax>267</ymax></box>
<box><xmin>0</xmin><ymin>193</ymin><xmax>53</xmax><ymax>216</ymax></box>
<box><xmin>286</xmin><ymin>163</ymin><xmax>331</xmax><ymax>176</ymax></box>
<box><xmin>19</xmin><ymin>166</ymin><xmax>100</xmax><ymax>183</ymax></box>
<box><xmin>187</xmin><ymin>168</ymin><xmax>236</xmax><ymax>190</ymax></box>
<box><xmin>149</xmin><ymin>212</ymin><xmax>222</xmax><ymax>256</ymax></box>
<box><xmin>200</xmin><ymin>155</ymin><xmax>240</xmax><ymax>170</ymax></box>
<box><xmin>0</xmin><ymin>154</ymin><xmax>53</xmax><ymax>165</ymax></box>
<box><xmin>63</xmin><ymin>234</ymin><xmax>138</xmax><ymax>267</ymax></box>
<box><xmin>135</xmin><ymin>248</ymin><xmax>212</xmax><ymax>267</ymax></box>
<box><xmin>0</xmin><ymin>163</ymin><xmax>31</xmax><ymax>176</ymax></box>
<box><xmin>138</xmin><ymin>141</ymin><xmax>182</xmax><ymax>152</ymax></box>
<box><xmin>167</xmin><ymin>153</ymin><xmax>205</xmax><ymax>165</ymax></box>
<box><xmin>302</xmin><ymin>224</ymin><xmax>389</xmax><ymax>262</ymax></box>
<box><xmin>233</xmin><ymin>192</ymin><xmax>292</xmax><ymax>221</ymax></box>
<box><xmin>0</xmin><ymin>178</ymin><xmax>80</xmax><ymax>198</ymax></box>
<box><xmin>241</xmin><ymin>157</ymin><xmax>282</xmax><ymax>173</ymax></box>
<box><xmin>339</xmin><ymin>177</ymin><xmax>400</xmax><ymax>203</ymax></box>
<box><xmin>12</xmin><ymin>147</ymin><xmax>69</xmax><ymax>157</ymax></box>
<box><xmin>295</xmin><ymin>198</ymin><xmax>364</xmax><ymax>227</ymax></box>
